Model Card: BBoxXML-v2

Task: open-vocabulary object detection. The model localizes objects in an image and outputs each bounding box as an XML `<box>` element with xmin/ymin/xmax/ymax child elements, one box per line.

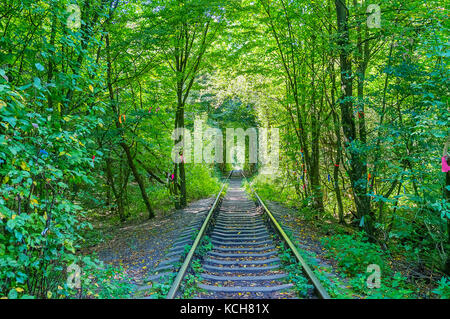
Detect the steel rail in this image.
<box><xmin>166</xmin><ymin>171</ymin><xmax>233</xmax><ymax>299</ymax></box>
<box><xmin>241</xmin><ymin>171</ymin><xmax>331</xmax><ymax>299</ymax></box>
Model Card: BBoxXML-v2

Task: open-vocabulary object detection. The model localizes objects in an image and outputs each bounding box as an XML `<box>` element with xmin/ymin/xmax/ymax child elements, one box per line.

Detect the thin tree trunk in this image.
<box><xmin>105</xmin><ymin>156</ymin><xmax>125</xmax><ymax>221</ymax></box>
<box><xmin>335</xmin><ymin>0</ymin><xmax>372</xmax><ymax>234</ymax></box>
<box><xmin>310</xmin><ymin>34</ymin><xmax>325</xmax><ymax>213</ymax></box>
<box><xmin>174</xmin><ymin>90</ymin><xmax>187</xmax><ymax>208</ymax></box>
<box><xmin>121</xmin><ymin>143</ymin><xmax>155</xmax><ymax>219</ymax></box>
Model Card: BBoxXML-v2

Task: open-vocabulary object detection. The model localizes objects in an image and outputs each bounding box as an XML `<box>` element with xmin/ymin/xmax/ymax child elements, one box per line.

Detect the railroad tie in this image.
<box><xmin>195</xmin><ymin>176</ymin><xmax>295</xmax><ymax>299</ymax></box>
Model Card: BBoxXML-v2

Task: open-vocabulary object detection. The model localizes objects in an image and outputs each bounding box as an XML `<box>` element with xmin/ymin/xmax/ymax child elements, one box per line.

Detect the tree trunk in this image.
<box><xmin>174</xmin><ymin>89</ymin><xmax>187</xmax><ymax>208</ymax></box>
<box><xmin>105</xmin><ymin>156</ymin><xmax>126</xmax><ymax>221</ymax></box>
<box><xmin>309</xmin><ymin>37</ymin><xmax>325</xmax><ymax>213</ymax></box>
<box><xmin>121</xmin><ymin>143</ymin><xmax>154</xmax><ymax>219</ymax></box>
<box><xmin>332</xmin><ymin>110</ymin><xmax>345</xmax><ymax>224</ymax></box>
<box><xmin>328</xmin><ymin>1</ymin><xmax>345</xmax><ymax>223</ymax></box>
<box><xmin>335</xmin><ymin>0</ymin><xmax>372</xmax><ymax>234</ymax></box>
<box><xmin>105</xmin><ymin>32</ymin><xmax>155</xmax><ymax>219</ymax></box>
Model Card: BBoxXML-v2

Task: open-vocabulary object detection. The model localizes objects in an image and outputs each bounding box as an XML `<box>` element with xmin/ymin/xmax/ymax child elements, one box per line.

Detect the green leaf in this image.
<box><xmin>8</xmin><ymin>288</ymin><xmax>18</xmax><ymax>299</ymax></box>
<box><xmin>3</xmin><ymin>116</ymin><xmax>17</xmax><ymax>127</ymax></box>
<box><xmin>33</xmin><ymin>77</ymin><xmax>42</xmax><ymax>89</ymax></box>
<box><xmin>35</xmin><ymin>63</ymin><xmax>45</xmax><ymax>72</ymax></box>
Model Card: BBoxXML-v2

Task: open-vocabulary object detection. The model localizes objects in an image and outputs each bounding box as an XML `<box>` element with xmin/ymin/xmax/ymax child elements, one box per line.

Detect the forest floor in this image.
<box><xmin>82</xmin><ymin>197</ymin><xmax>214</xmax><ymax>286</ymax></box>
<box><xmin>82</xmin><ymin>197</ymin><xmax>443</xmax><ymax>299</ymax></box>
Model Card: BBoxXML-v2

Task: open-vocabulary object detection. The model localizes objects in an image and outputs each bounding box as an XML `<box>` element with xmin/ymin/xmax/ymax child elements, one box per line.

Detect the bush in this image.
<box><xmin>186</xmin><ymin>164</ymin><xmax>221</xmax><ymax>200</ymax></box>
<box><xmin>321</xmin><ymin>232</ymin><xmax>386</xmax><ymax>276</ymax></box>
<box><xmin>321</xmin><ymin>232</ymin><xmax>420</xmax><ymax>298</ymax></box>
<box><xmin>247</xmin><ymin>175</ymin><xmax>289</xmax><ymax>203</ymax></box>
<box><xmin>433</xmin><ymin>277</ymin><xmax>450</xmax><ymax>299</ymax></box>
<box><xmin>348</xmin><ymin>271</ymin><xmax>414</xmax><ymax>298</ymax></box>
<box><xmin>76</xmin><ymin>256</ymin><xmax>134</xmax><ymax>299</ymax></box>
<box><xmin>0</xmin><ymin>71</ymin><xmax>130</xmax><ymax>299</ymax></box>
<box><xmin>0</xmin><ymin>83</ymin><xmax>100</xmax><ymax>298</ymax></box>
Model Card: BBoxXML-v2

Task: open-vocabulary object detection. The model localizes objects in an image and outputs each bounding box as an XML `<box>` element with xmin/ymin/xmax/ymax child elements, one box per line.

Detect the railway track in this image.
<box><xmin>165</xmin><ymin>170</ymin><xmax>330</xmax><ymax>299</ymax></box>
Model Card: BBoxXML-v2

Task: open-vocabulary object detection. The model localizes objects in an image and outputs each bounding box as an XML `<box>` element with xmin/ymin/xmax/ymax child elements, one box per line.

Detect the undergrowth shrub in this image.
<box><xmin>77</xmin><ymin>257</ymin><xmax>134</xmax><ymax>299</ymax></box>
<box><xmin>186</xmin><ymin>164</ymin><xmax>221</xmax><ymax>200</ymax></box>
<box><xmin>322</xmin><ymin>232</ymin><xmax>419</xmax><ymax>298</ymax></box>
<box><xmin>349</xmin><ymin>271</ymin><xmax>414</xmax><ymax>298</ymax></box>
<box><xmin>433</xmin><ymin>277</ymin><xmax>450</xmax><ymax>299</ymax></box>
<box><xmin>244</xmin><ymin>175</ymin><xmax>289</xmax><ymax>203</ymax></box>
<box><xmin>0</xmin><ymin>67</ymin><xmax>131</xmax><ymax>299</ymax></box>
<box><xmin>321</xmin><ymin>232</ymin><xmax>387</xmax><ymax>276</ymax></box>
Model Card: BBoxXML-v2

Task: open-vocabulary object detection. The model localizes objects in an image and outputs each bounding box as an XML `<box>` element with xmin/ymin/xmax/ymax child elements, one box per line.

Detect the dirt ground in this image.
<box><xmin>84</xmin><ymin>197</ymin><xmax>214</xmax><ymax>285</ymax></box>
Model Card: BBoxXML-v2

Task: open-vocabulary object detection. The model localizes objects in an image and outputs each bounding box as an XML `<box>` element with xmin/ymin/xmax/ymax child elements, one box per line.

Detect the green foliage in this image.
<box><xmin>432</xmin><ymin>277</ymin><xmax>450</xmax><ymax>299</ymax></box>
<box><xmin>285</xmin><ymin>264</ymin><xmax>313</xmax><ymax>298</ymax></box>
<box><xmin>197</xmin><ymin>236</ymin><xmax>213</xmax><ymax>257</ymax></box>
<box><xmin>277</xmin><ymin>242</ymin><xmax>313</xmax><ymax>298</ymax></box>
<box><xmin>182</xmin><ymin>273</ymin><xmax>204</xmax><ymax>299</ymax></box>
<box><xmin>0</xmin><ymin>71</ymin><xmax>101</xmax><ymax>298</ymax></box>
<box><xmin>322</xmin><ymin>233</ymin><xmax>386</xmax><ymax>276</ymax></box>
<box><xmin>186</xmin><ymin>165</ymin><xmax>221</xmax><ymax>201</ymax></box>
<box><xmin>191</xmin><ymin>258</ymin><xmax>204</xmax><ymax>273</ymax></box>
<box><xmin>148</xmin><ymin>276</ymin><xmax>175</xmax><ymax>299</ymax></box>
<box><xmin>244</xmin><ymin>176</ymin><xmax>284</xmax><ymax>201</ymax></box>
<box><xmin>322</xmin><ymin>233</ymin><xmax>418</xmax><ymax>298</ymax></box>
<box><xmin>76</xmin><ymin>257</ymin><xmax>134</xmax><ymax>299</ymax></box>
<box><xmin>312</xmin><ymin>267</ymin><xmax>353</xmax><ymax>299</ymax></box>
<box><xmin>0</xmin><ymin>0</ymin><xmax>448</xmax><ymax>300</ymax></box>
<box><xmin>348</xmin><ymin>272</ymin><xmax>415</xmax><ymax>299</ymax></box>
<box><xmin>245</xmin><ymin>175</ymin><xmax>319</xmax><ymax>220</ymax></box>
